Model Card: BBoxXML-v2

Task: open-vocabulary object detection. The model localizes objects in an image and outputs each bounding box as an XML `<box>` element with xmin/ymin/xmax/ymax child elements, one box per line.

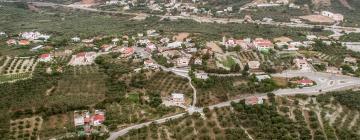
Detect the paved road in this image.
<box><xmin>106</xmin><ymin>69</ymin><xmax>360</xmax><ymax>139</ymax></box>
<box><xmin>272</xmin><ymin>70</ymin><xmax>360</xmax><ymax>96</ymax></box>
<box><xmin>107</xmin><ymin>113</ymin><xmax>186</xmax><ymax>140</ymax></box>
<box><xmin>106</xmin><ymin>93</ymin><xmax>263</xmax><ymax>140</ymax></box>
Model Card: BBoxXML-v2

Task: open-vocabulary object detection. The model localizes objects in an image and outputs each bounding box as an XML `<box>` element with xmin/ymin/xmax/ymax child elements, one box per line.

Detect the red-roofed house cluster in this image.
<box><xmin>74</xmin><ymin>110</ymin><xmax>106</xmax><ymax>136</ymax></box>
<box><xmin>69</xmin><ymin>52</ymin><xmax>97</xmax><ymax>66</ymax></box>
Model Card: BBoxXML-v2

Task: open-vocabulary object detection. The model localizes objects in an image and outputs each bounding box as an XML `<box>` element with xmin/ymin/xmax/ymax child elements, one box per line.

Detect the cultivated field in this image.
<box><xmin>146</xmin><ymin>72</ymin><xmax>193</xmax><ymax>98</ymax></box>
<box><xmin>9</xmin><ymin>116</ymin><xmax>43</xmax><ymax>140</ymax></box>
<box><xmin>0</xmin><ymin>56</ymin><xmax>37</xmax><ymax>83</ymax></box>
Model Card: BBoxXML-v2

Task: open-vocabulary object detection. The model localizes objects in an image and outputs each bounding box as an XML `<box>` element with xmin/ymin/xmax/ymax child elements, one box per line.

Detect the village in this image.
<box><xmin>2</xmin><ymin>28</ymin><xmax>360</xmax><ymax>135</ymax></box>
<box><xmin>2</xmin><ymin>0</ymin><xmax>360</xmax><ymax>139</ymax></box>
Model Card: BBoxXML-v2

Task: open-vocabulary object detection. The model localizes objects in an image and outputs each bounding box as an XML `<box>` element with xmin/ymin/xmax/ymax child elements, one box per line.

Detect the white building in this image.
<box><xmin>344</xmin><ymin>57</ymin><xmax>357</xmax><ymax>64</ymax></box>
<box><xmin>176</xmin><ymin>57</ymin><xmax>190</xmax><ymax>67</ymax></box>
<box><xmin>20</xmin><ymin>31</ymin><xmax>51</xmax><ymax>41</ymax></box>
<box><xmin>194</xmin><ymin>58</ymin><xmax>202</xmax><ymax>65</ymax></box>
<box><xmin>71</xmin><ymin>37</ymin><xmax>81</xmax><ymax>42</ymax></box>
<box><xmin>326</xmin><ymin>66</ymin><xmax>342</xmax><ymax>74</ymax></box>
<box><xmin>293</xmin><ymin>58</ymin><xmax>309</xmax><ymax>70</ymax></box>
<box><xmin>306</xmin><ymin>35</ymin><xmax>318</xmax><ymax>41</ymax></box>
<box><xmin>256</xmin><ymin>75</ymin><xmax>271</xmax><ymax>81</ymax></box>
<box><xmin>167</xmin><ymin>41</ymin><xmax>183</xmax><ymax>48</ymax></box>
<box><xmin>248</xmin><ymin>61</ymin><xmax>260</xmax><ymax>69</ymax></box>
<box><xmin>171</xmin><ymin>93</ymin><xmax>185</xmax><ymax>105</ymax></box>
<box><xmin>195</xmin><ymin>72</ymin><xmax>209</xmax><ymax>80</ymax></box>
<box><xmin>321</xmin><ymin>11</ymin><xmax>344</xmax><ymax>22</ymax></box>
<box><xmin>245</xmin><ymin>96</ymin><xmax>264</xmax><ymax>105</ymax></box>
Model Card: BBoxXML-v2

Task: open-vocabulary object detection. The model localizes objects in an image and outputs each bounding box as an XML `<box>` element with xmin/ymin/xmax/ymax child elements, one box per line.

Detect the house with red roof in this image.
<box><xmin>253</xmin><ymin>38</ymin><xmax>274</xmax><ymax>52</ymax></box>
<box><xmin>296</xmin><ymin>79</ymin><xmax>314</xmax><ymax>87</ymax></box>
<box><xmin>235</xmin><ymin>38</ymin><xmax>251</xmax><ymax>50</ymax></box>
<box><xmin>18</xmin><ymin>39</ymin><xmax>30</xmax><ymax>46</ymax></box>
<box><xmin>6</xmin><ymin>39</ymin><xmax>17</xmax><ymax>46</ymax></box>
<box><xmin>69</xmin><ymin>52</ymin><xmax>97</xmax><ymax>66</ymax></box>
<box><xmin>92</xmin><ymin>110</ymin><xmax>105</xmax><ymax>126</ymax></box>
<box><xmin>38</xmin><ymin>53</ymin><xmax>52</xmax><ymax>62</ymax></box>
<box><xmin>74</xmin><ymin>110</ymin><xmax>106</xmax><ymax>134</ymax></box>
<box><xmin>100</xmin><ymin>44</ymin><xmax>113</xmax><ymax>52</ymax></box>
<box><xmin>120</xmin><ymin>47</ymin><xmax>135</xmax><ymax>58</ymax></box>
<box><xmin>144</xmin><ymin>59</ymin><xmax>158</xmax><ymax>69</ymax></box>
<box><xmin>245</xmin><ymin>96</ymin><xmax>264</xmax><ymax>105</ymax></box>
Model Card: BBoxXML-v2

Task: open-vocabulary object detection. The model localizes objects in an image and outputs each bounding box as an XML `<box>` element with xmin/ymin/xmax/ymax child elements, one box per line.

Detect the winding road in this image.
<box><xmin>3</xmin><ymin>1</ymin><xmax>360</xmax><ymax>139</ymax></box>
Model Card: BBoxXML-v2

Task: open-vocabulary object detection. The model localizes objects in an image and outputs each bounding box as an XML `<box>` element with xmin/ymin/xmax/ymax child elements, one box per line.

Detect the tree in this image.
<box><xmin>242</xmin><ymin>64</ymin><xmax>249</xmax><ymax>76</ymax></box>
<box><xmin>148</xmin><ymin>91</ymin><xmax>162</xmax><ymax>108</ymax></box>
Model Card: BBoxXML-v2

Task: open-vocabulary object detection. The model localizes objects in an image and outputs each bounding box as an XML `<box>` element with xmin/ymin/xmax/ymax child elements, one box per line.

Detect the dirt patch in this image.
<box><xmin>338</xmin><ymin>0</ymin><xmax>353</xmax><ymax>9</ymax></box>
<box><xmin>173</xmin><ymin>32</ymin><xmax>190</xmax><ymax>41</ymax></box>
<box><xmin>272</xmin><ymin>77</ymin><xmax>288</xmax><ymax>87</ymax></box>
<box><xmin>273</xmin><ymin>36</ymin><xmax>293</xmax><ymax>42</ymax></box>
<box><xmin>300</xmin><ymin>15</ymin><xmax>335</xmax><ymax>23</ymax></box>
<box><xmin>312</xmin><ymin>0</ymin><xmax>331</xmax><ymax>7</ymax></box>
<box><xmin>206</xmin><ymin>42</ymin><xmax>224</xmax><ymax>54</ymax></box>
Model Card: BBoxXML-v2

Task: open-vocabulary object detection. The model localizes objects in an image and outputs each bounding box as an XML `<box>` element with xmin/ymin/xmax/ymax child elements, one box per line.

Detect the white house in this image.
<box><xmin>293</xmin><ymin>58</ymin><xmax>309</xmax><ymax>70</ymax></box>
<box><xmin>321</xmin><ymin>11</ymin><xmax>344</xmax><ymax>22</ymax></box>
<box><xmin>253</xmin><ymin>38</ymin><xmax>274</xmax><ymax>52</ymax></box>
<box><xmin>112</xmin><ymin>38</ymin><xmax>120</xmax><ymax>45</ymax></box>
<box><xmin>0</xmin><ymin>32</ymin><xmax>6</xmax><ymax>36</ymax></box>
<box><xmin>306</xmin><ymin>35</ymin><xmax>318</xmax><ymax>41</ymax></box>
<box><xmin>71</xmin><ymin>37</ymin><xmax>81</xmax><ymax>42</ymax></box>
<box><xmin>176</xmin><ymin>57</ymin><xmax>190</xmax><ymax>67</ymax></box>
<box><xmin>195</xmin><ymin>72</ymin><xmax>209</xmax><ymax>80</ymax></box>
<box><xmin>167</xmin><ymin>41</ymin><xmax>183</xmax><ymax>48</ymax></box>
<box><xmin>20</xmin><ymin>31</ymin><xmax>50</xmax><ymax>41</ymax></box>
<box><xmin>171</xmin><ymin>93</ymin><xmax>185</xmax><ymax>105</ymax></box>
<box><xmin>344</xmin><ymin>57</ymin><xmax>357</xmax><ymax>64</ymax></box>
<box><xmin>248</xmin><ymin>61</ymin><xmax>260</xmax><ymax>69</ymax></box>
<box><xmin>194</xmin><ymin>58</ymin><xmax>202</xmax><ymax>65</ymax></box>
<box><xmin>326</xmin><ymin>66</ymin><xmax>342</xmax><ymax>74</ymax></box>
<box><xmin>256</xmin><ymin>75</ymin><xmax>271</xmax><ymax>81</ymax></box>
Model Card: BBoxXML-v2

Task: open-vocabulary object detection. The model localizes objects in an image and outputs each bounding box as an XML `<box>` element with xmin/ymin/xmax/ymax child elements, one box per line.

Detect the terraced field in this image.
<box><xmin>238</xmin><ymin>50</ymin><xmax>260</xmax><ymax>62</ymax></box>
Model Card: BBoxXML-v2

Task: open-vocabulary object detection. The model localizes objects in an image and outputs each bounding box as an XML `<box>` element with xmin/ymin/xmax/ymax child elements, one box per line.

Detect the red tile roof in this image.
<box><xmin>93</xmin><ymin>114</ymin><xmax>105</xmax><ymax>122</ymax></box>
<box><xmin>19</xmin><ymin>40</ymin><xmax>30</xmax><ymax>45</ymax></box>
<box><xmin>76</xmin><ymin>52</ymin><xmax>86</xmax><ymax>58</ymax></box>
<box><xmin>297</xmin><ymin>79</ymin><xmax>313</xmax><ymax>84</ymax></box>
<box><xmin>40</xmin><ymin>53</ymin><xmax>50</xmax><ymax>58</ymax></box>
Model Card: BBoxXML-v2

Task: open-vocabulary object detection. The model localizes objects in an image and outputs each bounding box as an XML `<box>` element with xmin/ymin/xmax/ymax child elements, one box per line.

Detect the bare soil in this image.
<box><xmin>300</xmin><ymin>15</ymin><xmax>335</xmax><ymax>23</ymax></box>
